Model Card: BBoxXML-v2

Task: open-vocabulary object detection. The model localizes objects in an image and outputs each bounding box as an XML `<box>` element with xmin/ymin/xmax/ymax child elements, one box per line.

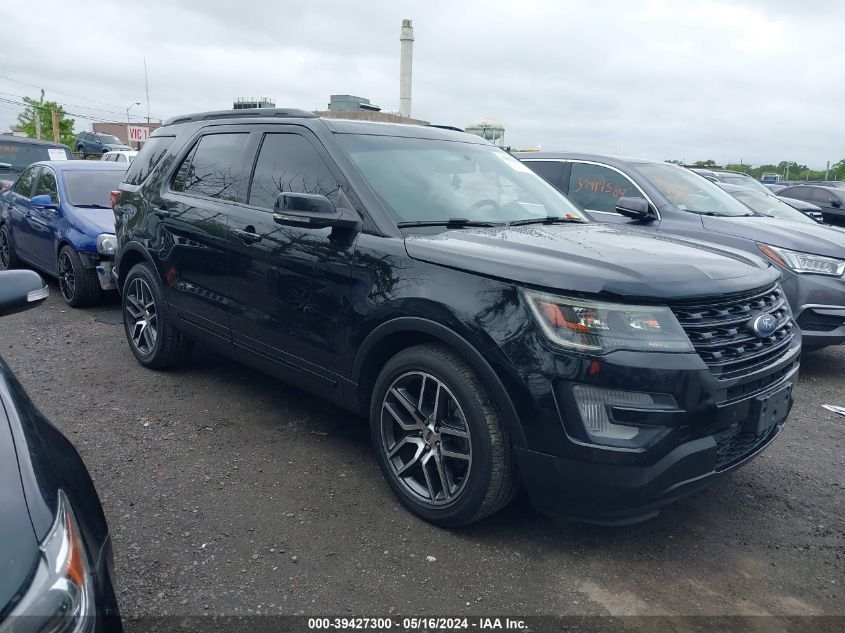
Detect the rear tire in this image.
<box><xmin>0</xmin><ymin>224</ymin><xmax>19</xmax><ymax>270</ymax></box>
<box><xmin>122</xmin><ymin>262</ymin><xmax>193</xmax><ymax>369</ymax></box>
<box><xmin>370</xmin><ymin>343</ymin><xmax>518</xmax><ymax>526</ymax></box>
<box><xmin>76</xmin><ymin>145</ymin><xmax>86</xmax><ymax>158</ymax></box>
<box><xmin>58</xmin><ymin>245</ymin><xmax>100</xmax><ymax>307</ymax></box>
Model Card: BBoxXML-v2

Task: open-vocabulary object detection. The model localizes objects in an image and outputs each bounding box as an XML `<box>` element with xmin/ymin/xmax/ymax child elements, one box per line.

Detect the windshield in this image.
<box><xmin>64</xmin><ymin>170</ymin><xmax>126</xmax><ymax>208</ymax></box>
<box><xmin>718</xmin><ymin>174</ymin><xmax>773</xmax><ymax>195</ymax></box>
<box><xmin>98</xmin><ymin>135</ymin><xmax>123</xmax><ymax>145</ymax></box>
<box><xmin>337</xmin><ymin>135</ymin><xmax>586</xmax><ymax>225</ymax></box>
<box><xmin>730</xmin><ymin>189</ymin><xmax>815</xmax><ymax>224</ymax></box>
<box><xmin>634</xmin><ymin>162</ymin><xmax>754</xmax><ymax>217</ymax></box>
<box><xmin>0</xmin><ymin>142</ymin><xmax>72</xmax><ymax>170</ymax></box>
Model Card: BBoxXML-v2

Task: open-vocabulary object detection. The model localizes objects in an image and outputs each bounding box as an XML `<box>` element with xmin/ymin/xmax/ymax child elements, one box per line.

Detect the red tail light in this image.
<box><xmin>110</xmin><ymin>190</ymin><xmax>121</xmax><ymax>211</ymax></box>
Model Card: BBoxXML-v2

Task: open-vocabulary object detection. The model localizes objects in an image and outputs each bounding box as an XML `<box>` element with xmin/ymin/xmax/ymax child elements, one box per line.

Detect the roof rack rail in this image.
<box><xmin>165</xmin><ymin>108</ymin><xmax>317</xmax><ymax>126</ymax></box>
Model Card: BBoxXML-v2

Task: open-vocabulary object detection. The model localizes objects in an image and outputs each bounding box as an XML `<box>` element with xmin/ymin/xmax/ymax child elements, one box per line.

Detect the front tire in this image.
<box><xmin>58</xmin><ymin>245</ymin><xmax>100</xmax><ymax>307</ymax></box>
<box><xmin>122</xmin><ymin>262</ymin><xmax>193</xmax><ymax>368</ymax></box>
<box><xmin>0</xmin><ymin>224</ymin><xmax>19</xmax><ymax>270</ymax></box>
<box><xmin>370</xmin><ymin>343</ymin><xmax>518</xmax><ymax>526</ymax></box>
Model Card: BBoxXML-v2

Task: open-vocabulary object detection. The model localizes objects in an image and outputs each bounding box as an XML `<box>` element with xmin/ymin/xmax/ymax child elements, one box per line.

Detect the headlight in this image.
<box><xmin>5</xmin><ymin>491</ymin><xmax>94</xmax><ymax>632</ymax></box>
<box><xmin>96</xmin><ymin>234</ymin><xmax>117</xmax><ymax>256</ymax></box>
<box><xmin>758</xmin><ymin>243</ymin><xmax>845</xmax><ymax>277</ymax></box>
<box><xmin>523</xmin><ymin>289</ymin><xmax>693</xmax><ymax>353</ymax></box>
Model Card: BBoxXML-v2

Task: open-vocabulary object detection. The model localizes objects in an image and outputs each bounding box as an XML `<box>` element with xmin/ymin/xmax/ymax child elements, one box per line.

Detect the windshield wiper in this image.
<box><xmin>397</xmin><ymin>218</ymin><xmax>506</xmax><ymax>228</ymax></box>
<box><xmin>73</xmin><ymin>204</ymin><xmax>110</xmax><ymax>209</ymax></box>
<box><xmin>507</xmin><ymin>216</ymin><xmax>585</xmax><ymax>226</ymax></box>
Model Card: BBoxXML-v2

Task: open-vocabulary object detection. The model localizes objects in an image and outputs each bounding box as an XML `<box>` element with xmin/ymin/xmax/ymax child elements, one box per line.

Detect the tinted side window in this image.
<box><xmin>124</xmin><ymin>135</ymin><xmax>176</xmax><ymax>185</ymax></box>
<box><xmin>567</xmin><ymin>162</ymin><xmax>642</xmax><ymax>213</ymax></box>
<box><xmin>13</xmin><ymin>167</ymin><xmax>37</xmax><ymax>196</ymax></box>
<box><xmin>525</xmin><ymin>160</ymin><xmax>565</xmax><ymax>189</ymax></box>
<box><xmin>170</xmin><ymin>133</ymin><xmax>248</xmax><ymax>202</ymax></box>
<box><xmin>248</xmin><ymin>133</ymin><xmax>340</xmax><ymax>210</ymax></box>
<box><xmin>784</xmin><ymin>186</ymin><xmax>809</xmax><ymax>200</ymax></box>
<box><xmin>812</xmin><ymin>188</ymin><xmax>834</xmax><ymax>206</ymax></box>
<box><xmin>33</xmin><ymin>168</ymin><xmax>58</xmax><ymax>200</ymax></box>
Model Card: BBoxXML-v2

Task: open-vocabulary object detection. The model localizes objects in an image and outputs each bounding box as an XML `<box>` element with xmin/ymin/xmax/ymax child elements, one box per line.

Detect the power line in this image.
<box><xmin>0</xmin><ymin>90</ymin><xmax>155</xmax><ymax>122</ymax></box>
<box><xmin>0</xmin><ymin>95</ymin><xmax>120</xmax><ymax>122</ymax></box>
<box><xmin>0</xmin><ymin>73</ymin><xmax>167</xmax><ymax>120</ymax></box>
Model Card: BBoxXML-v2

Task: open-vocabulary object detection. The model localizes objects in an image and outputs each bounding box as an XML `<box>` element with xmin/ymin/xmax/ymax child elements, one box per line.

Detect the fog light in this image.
<box><xmin>573</xmin><ymin>385</ymin><xmax>657</xmax><ymax>441</ymax></box>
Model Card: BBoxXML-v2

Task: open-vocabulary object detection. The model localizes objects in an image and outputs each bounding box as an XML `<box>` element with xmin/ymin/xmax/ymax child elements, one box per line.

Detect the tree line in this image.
<box><xmin>669</xmin><ymin>158</ymin><xmax>845</xmax><ymax>182</ymax></box>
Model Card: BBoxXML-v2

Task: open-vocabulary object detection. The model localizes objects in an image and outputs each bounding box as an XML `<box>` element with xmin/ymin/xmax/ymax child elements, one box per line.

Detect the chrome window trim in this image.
<box><xmin>521</xmin><ymin>158</ymin><xmax>661</xmax><ymax>220</ymax></box>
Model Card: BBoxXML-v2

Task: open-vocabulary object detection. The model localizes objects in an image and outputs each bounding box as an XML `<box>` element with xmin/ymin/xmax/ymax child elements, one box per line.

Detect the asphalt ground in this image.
<box><xmin>0</xmin><ymin>280</ymin><xmax>842</xmax><ymax>622</ymax></box>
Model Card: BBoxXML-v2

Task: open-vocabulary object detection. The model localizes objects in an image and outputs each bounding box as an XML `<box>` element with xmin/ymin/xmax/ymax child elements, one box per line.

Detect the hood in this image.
<box><xmin>404</xmin><ymin>223</ymin><xmax>778</xmax><ymax>301</ymax></box>
<box><xmin>70</xmin><ymin>206</ymin><xmax>116</xmax><ymax>235</ymax></box>
<box><xmin>0</xmin><ymin>395</ymin><xmax>39</xmax><ymax>612</ymax></box>
<box><xmin>779</xmin><ymin>196</ymin><xmax>821</xmax><ymax>212</ymax></box>
<box><xmin>701</xmin><ymin>215</ymin><xmax>845</xmax><ymax>257</ymax></box>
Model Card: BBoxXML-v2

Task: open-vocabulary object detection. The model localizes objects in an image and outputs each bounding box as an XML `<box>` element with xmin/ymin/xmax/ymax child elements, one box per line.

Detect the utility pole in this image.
<box><xmin>51</xmin><ymin>109</ymin><xmax>60</xmax><ymax>143</ymax></box>
<box><xmin>34</xmin><ymin>112</ymin><xmax>42</xmax><ymax>139</ymax></box>
<box><xmin>825</xmin><ymin>160</ymin><xmax>830</xmax><ymax>181</ymax></box>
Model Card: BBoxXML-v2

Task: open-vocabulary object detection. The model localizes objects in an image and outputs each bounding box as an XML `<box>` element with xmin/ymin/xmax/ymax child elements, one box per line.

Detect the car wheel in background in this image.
<box><xmin>370</xmin><ymin>343</ymin><xmax>518</xmax><ymax>526</ymax></box>
<box><xmin>76</xmin><ymin>145</ymin><xmax>86</xmax><ymax>158</ymax></box>
<box><xmin>57</xmin><ymin>245</ymin><xmax>100</xmax><ymax>307</ymax></box>
<box><xmin>0</xmin><ymin>224</ymin><xmax>20</xmax><ymax>270</ymax></box>
<box><xmin>122</xmin><ymin>262</ymin><xmax>193</xmax><ymax>368</ymax></box>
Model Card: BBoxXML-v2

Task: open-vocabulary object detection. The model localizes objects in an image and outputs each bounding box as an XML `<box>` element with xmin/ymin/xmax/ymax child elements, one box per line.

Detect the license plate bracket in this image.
<box><xmin>750</xmin><ymin>383</ymin><xmax>792</xmax><ymax>434</ymax></box>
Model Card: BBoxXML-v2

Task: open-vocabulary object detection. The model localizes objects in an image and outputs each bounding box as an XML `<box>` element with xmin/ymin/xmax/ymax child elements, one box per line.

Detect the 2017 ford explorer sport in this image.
<box><xmin>112</xmin><ymin>109</ymin><xmax>800</xmax><ymax>525</ymax></box>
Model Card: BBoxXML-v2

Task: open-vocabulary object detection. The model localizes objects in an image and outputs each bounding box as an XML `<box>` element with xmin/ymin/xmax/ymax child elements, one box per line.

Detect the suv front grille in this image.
<box><xmin>713</xmin><ymin>425</ymin><xmax>773</xmax><ymax>471</ymax></box>
<box><xmin>670</xmin><ymin>284</ymin><xmax>795</xmax><ymax>379</ymax></box>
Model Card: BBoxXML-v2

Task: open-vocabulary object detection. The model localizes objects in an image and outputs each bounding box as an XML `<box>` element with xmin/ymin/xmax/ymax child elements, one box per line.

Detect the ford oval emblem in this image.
<box><xmin>750</xmin><ymin>313</ymin><xmax>778</xmax><ymax>338</ymax></box>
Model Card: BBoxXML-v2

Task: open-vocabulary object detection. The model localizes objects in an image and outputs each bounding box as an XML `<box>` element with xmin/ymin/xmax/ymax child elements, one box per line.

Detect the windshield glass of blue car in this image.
<box><xmin>63</xmin><ymin>170</ymin><xmax>126</xmax><ymax>208</ymax></box>
<box><xmin>733</xmin><ymin>189</ymin><xmax>815</xmax><ymax>224</ymax></box>
<box><xmin>337</xmin><ymin>135</ymin><xmax>587</xmax><ymax>227</ymax></box>
<box><xmin>98</xmin><ymin>135</ymin><xmax>123</xmax><ymax>145</ymax></box>
<box><xmin>0</xmin><ymin>142</ymin><xmax>72</xmax><ymax>170</ymax></box>
<box><xmin>634</xmin><ymin>162</ymin><xmax>755</xmax><ymax>217</ymax></box>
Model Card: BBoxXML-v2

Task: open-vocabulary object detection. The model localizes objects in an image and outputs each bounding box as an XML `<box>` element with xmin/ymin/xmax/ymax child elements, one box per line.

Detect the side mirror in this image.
<box><xmin>829</xmin><ymin>199</ymin><xmax>841</xmax><ymax>208</ymax></box>
<box><xmin>31</xmin><ymin>194</ymin><xmax>58</xmax><ymax>209</ymax></box>
<box><xmin>0</xmin><ymin>270</ymin><xmax>49</xmax><ymax>318</ymax></box>
<box><xmin>273</xmin><ymin>192</ymin><xmax>362</xmax><ymax>232</ymax></box>
<box><xmin>615</xmin><ymin>196</ymin><xmax>654</xmax><ymax>221</ymax></box>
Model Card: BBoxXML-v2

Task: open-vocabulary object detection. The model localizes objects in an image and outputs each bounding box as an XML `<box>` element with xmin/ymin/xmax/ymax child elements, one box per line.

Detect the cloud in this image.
<box><xmin>2</xmin><ymin>0</ymin><xmax>842</xmax><ymax>168</ymax></box>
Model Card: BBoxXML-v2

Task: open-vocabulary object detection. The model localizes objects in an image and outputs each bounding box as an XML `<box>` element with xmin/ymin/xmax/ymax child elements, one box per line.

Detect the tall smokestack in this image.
<box><xmin>399</xmin><ymin>19</ymin><xmax>414</xmax><ymax>118</ymax></box>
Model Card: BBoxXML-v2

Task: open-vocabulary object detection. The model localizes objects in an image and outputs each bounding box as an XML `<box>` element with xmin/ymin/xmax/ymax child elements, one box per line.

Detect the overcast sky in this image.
<box><xmin>2</xmin><ymin>0</ymin><xmax>842</xmax><ymax>167</ymax></box>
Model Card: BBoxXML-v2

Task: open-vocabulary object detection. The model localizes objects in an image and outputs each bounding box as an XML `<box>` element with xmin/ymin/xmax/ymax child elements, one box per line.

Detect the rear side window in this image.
<box><xmin>171</xmin><ymin>133</ymin><xmax>249</xmax><ymax>202</ymax></box>
<box><xmin>567</xmin><ymin>162</ymin><xmax>643</xmax><ymax>213</ymax></box>
<box><xmin>13</xmin><ymin>167</ymin><xmax>36</xmax><ymax>196</ymax></box>
<box><xmin>124</xmin><ymin>135</ymin><xmax>176</xmax><ymax>185</ymax></box>
<box><xmin>525</xmin><ymin>160</ymin><xmax>565</xmax><ymax>189</ymax></box>
<box><xmin>247</xmin><ymin>133</ymin><xmax>340</xmax><ymax>210</ymax></box>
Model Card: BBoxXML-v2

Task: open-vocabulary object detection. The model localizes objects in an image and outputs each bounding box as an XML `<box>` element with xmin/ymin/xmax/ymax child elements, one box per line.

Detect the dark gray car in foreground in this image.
<box><xmin>518</xmin><ymin>152</ymin><xmax>845</xmax><ymax>350</ymax></box>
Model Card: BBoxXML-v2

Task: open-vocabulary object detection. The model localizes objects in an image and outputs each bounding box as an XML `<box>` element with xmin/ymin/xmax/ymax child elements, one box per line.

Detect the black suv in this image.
<box><xmin>113</xmin><ymin>109</ymin><xmax>800</xmax><ymax>525</ymax></box>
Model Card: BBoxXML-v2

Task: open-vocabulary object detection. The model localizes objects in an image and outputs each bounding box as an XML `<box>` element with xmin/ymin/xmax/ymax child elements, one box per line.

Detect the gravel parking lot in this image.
<box><xmin>1</xmin><ymin>280</ymin><xmax>842</xmax><ymax>619</ymax></box>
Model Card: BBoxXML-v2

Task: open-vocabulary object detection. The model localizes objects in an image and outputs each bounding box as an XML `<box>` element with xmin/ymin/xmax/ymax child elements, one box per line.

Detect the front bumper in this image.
<box><xmin>780</xmin><ymin>269</ymin><xmax>845</xmax><ymax>348</ymax></box>
<box><xmin>510</xmin><ymin>331</ymin><xmax>801</xmax><ymax>524</ymax></box>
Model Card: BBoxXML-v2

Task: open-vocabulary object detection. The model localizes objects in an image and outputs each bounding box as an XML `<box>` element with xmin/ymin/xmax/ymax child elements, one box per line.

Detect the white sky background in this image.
<box><xmin>2</xmin><ymin>0</ymin><xmax>842</xmax><ymax>167</ymax></box>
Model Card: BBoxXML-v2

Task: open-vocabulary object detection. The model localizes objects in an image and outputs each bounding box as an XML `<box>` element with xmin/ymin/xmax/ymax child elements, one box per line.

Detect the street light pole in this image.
<box><xmin>126</xmin><ymin>101</ymin><xmax>141</xmax><ymax>148</ymax></box>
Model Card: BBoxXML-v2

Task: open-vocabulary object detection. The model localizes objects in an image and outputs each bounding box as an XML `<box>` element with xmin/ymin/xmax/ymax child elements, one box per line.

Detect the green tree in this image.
<box><xmin>15</xmin><ymin>95</ymin><xmax>76</xmax><ymax>148</ymax></box>
<box><xmin>724</xmin><ymin>163</ymin><xmax>749</xmax><ymax>173</ymax></box>
<box><xmin>665</xmin><ymin>159</ymin><xmax>684</xmax><ymax>165</ymax></box>
<box><xmin>693</xmin><ymin>159</ymin><xmax>717</xmax><ymax>167</ymax></box>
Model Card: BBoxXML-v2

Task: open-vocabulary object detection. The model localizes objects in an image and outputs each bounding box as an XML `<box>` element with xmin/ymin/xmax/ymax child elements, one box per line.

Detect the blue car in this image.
<box><xmin>0</xmin><ymin>160</ymin><xmax>127</xmax><ymax>307</ymax></box>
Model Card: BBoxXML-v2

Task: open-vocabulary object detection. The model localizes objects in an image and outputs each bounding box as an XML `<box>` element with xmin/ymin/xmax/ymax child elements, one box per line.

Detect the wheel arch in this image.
<box><xmin>116</xmin><ymin>242</ymin><xmax>157</xmax><ymax>293</ymax></box>
<box><xmin>352</xmin><ymin>317</ymin><xmax>527</xmax><ymax>448</ymax></box>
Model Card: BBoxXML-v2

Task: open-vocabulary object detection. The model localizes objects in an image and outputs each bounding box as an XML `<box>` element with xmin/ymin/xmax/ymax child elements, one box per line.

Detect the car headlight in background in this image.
<box><xmin>758</xmin><ymin>244</ymin><xmax>845</xmax><ymax>277</ymax></box>
<box><xmin>524</xmin><ymin>289</ymin><xmax>693</xmax><ymax>353</ymax></box>
<box><xmin>5</xmin><ymin>491</ymin><xmax>94</xmax><ymax>633</ymax></box>
<box><xmin>96</xmin><ymin>234</ymin><xmax>117</xmax><ymax>256</ymax></box>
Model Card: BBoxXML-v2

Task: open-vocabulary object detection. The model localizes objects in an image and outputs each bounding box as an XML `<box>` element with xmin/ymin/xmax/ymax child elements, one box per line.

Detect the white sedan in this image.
<box><xmin>101</xmin><ymin>150</ymin><xmax>138</xmax><ymax>164</ymax></box>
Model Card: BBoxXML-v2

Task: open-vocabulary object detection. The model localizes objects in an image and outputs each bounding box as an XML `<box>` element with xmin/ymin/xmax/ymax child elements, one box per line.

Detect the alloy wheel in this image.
<box><xmin>58</xmin><ymin>251</ymin><xmax>76</xmax><ymax>301</ymax></box>
<box><xmin>125</xmin><ymin>278</ymin><xmax>158</xmax><ymax>354</ymax></box>
<box><xmin>0</xmin><ymin>230</ymin><xmax>9</xmax><ymax>269</ymax></box>
<box><xmin>380</xmin><ymin>371</ymin><xmax>473</xmax><ymax>506</ymax></box>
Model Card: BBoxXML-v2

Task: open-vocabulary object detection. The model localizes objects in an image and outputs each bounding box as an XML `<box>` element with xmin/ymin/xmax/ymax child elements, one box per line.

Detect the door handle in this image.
<box><xmin>155</xmin><ymin>208</ymin><xmax>171</xmax><ymax>219</ymax></box>
<box><xmin>232</xmin><ymin>228</ymin><xmax>262</xmax><ymax>244</ymax></box>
